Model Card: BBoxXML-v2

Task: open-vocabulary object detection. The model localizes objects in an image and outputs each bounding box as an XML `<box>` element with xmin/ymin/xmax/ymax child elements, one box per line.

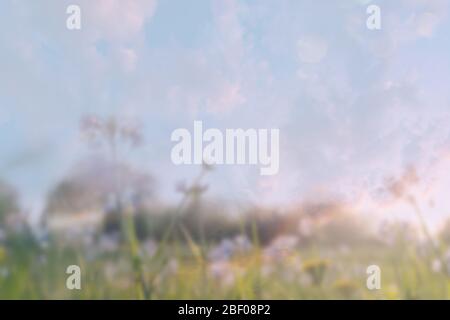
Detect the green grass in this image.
<box><xmin>1</xmin><ymin>232</ymin><xmax>449</xmax><ymax>299</ymax></box>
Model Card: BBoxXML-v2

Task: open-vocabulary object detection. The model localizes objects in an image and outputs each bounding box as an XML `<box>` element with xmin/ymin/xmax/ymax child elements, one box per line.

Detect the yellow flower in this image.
<box><xmin>384</xmin><ymin>284</ymin><xmax>399</xmax><ymax>300</ymax></box>
<box><xmin>302</xmin><ymin>258</ymin><xmax>329</xmax><ymax>285</ymax></box>
<box><xmin>333</xmin><ymin>279</ymin><xmax>359</xmax><ymax>298</ymax></box>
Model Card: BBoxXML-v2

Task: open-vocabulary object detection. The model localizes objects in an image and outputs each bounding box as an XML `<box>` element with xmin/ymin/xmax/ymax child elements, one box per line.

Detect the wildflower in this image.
<box><xmin>233</xmin><ymin>235</ymin><xmax>252</xmax><ymax>252</ymax></box>
<box><xmin>263</xmin><ymin>235</ymin><xmax>298</xmax><ymax>261</ymax></box>
<box><xmin>209</xmin><ymin>261</ymin><xmax>241</xmax><ymax>288</ymax></box>
<box><xmin>430</xmin><ymin>250</ymin><xmax>450</xmax><ymax>274</ymax></box>
<box><xmin>431</xmin><ymin>259</ymin><xmax>442</xmax><ymax>273</ymax></box>
<box><xmin>302</xmin><ymin>258</ymin><xmax>329</xmax><ymax>286</ymax></box>
<box><xmin>208</xmin><ymin>235</ymin><xmax>252</xmax><ymax>261</ymax></box>
<box><xmin>384</xmin><ymin>284</ymin><xmax>399</xmax><ymax>300</ymax></box>
<box><xmin>209</xmin><ymin>239</ymin><xmax>235</xmax><ymax>261</ymax></box>
<box><xmin>333</xmin><ymin>279</ymin><xmax>359</xmax><ymax>299</ymax></box>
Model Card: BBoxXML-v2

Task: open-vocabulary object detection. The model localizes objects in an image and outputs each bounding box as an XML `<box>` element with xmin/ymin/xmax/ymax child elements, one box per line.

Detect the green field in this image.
<box><xmin>1</xmin><ymin>219</ymin><xmax>449</xmax><ymax>300</ymax></box>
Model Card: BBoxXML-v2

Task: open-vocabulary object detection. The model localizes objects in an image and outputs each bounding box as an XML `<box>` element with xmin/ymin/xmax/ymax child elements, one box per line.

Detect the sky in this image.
<box><xmin>1</xmin><ymin>0</ymin><xmax>450</xmax><ymax>226</ymax></box>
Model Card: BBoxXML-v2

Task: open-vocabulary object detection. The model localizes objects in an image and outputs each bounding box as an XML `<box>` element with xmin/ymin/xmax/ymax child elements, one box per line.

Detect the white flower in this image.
<box><xmin>233</xmin><ymin>235</ymin><xmax>252</xmax><ymax>252</ymax></box>
<box><xmin>297</xmin><ymin>219</ymin><xmax>313</xmax><ymax>237</ymax></box>
<box><xmin>209</xmin><ymin>261</ymin><xmax>238</xmax><ymax>288</ymax></box>
<box><xmin>208</xmin><ymin>235</ymin><xmax>252</xmax><ymax>261</ymax></box>
<box><xmin>167</xmin><ymin>258</ymin><xmax>178</xmax><ymax>274</ymax></box>
<box><xmin>431</xmin><ymin>259</ymin><xmax>442</xmax><ymax>273</ymax></box>
<box><xmin>209</xmin><ymin>239</ymin><xmax>235</xmax><ymax>261</ymax></box>
<box><xmin>263</xmin><ymin>235</ymin><xmax>299</xmax><ymax>261</ymax></box>
<box><xmin>431</xmin><ymin>250</ymin><xmax>450</xmax><ymax>274</ymax></box>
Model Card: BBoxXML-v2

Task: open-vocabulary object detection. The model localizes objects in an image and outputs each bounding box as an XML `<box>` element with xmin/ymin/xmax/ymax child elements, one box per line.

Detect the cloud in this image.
<box><xmin>297</xmin><ymin>36</ymin><xmax>328</xmax><ymax>64</ymax></box>
<box><xmin>415</xmin><ymin>12</ymin><xmax>440</xmax><ymax>37</ymax></box>
<box><xmin>85</xmin><ymin>0</ymin><xmax>157</xmax><ymax>43</ymax></box>
<box><xmin>1</xmin><ymin>0</ymin><xmax>450</xmax><ymax>225</ymax></box>
<box><xmin>205</xmin><ymin>82</ymin><xmax>245</xmax><ymax>114</ymax></box>
<box><xmin>212</xmin><ymin>0</ymin><xmax>246</xmax><ymax>69</ymax></box>
<box><xmin>117</xmin><ymin>47</ymin><xmax>138</xmax><ymax>73</ymax></box>
<box><xmin>348</xmin><ymin>0</ymin><xmax>449</xmax><ymax>59</ymax></box>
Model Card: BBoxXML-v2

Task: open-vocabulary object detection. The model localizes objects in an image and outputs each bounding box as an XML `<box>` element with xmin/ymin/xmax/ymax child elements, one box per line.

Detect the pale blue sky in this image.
<box><xmin>1</xmin><ymin>0</ymin><xmax>450</xmax><ymax>225</ymax></box>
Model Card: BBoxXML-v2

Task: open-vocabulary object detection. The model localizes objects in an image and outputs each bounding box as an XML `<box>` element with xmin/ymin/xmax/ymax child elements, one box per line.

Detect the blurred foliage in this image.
<box><xmin>0</xmin><ymin>179</ymin><xmax>19</xmax><ymax>225</ymax></box>
<box><xmin>439</xmin><ymin>219</ymin><xmax>450</xmax><ymax>245</ymax></box>
<box><xmin>99</xmin><ymin>202</ymin><xmax>378</xmax><ymax>248</ymax></box>
<box><xmin>45</xmin><ymin>157</ymin><xmax>154</xmax><ymax>216</ymax></box>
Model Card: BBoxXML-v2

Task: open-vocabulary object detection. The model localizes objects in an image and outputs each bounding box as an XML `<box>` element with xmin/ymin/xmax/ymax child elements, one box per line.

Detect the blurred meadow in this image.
<box><xmin>1</xmin><ymin>115</ymin><xmax>450</xmax><ymax>300</ymax></box>
<box><xmin>2</xmin><ymin>0</ymin><xmax>450</xmax><ymax>300</ymax></box>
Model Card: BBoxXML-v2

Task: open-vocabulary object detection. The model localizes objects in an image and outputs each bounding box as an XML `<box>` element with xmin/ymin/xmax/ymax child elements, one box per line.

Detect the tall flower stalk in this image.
<box><xmin>80</xmin><ymin>114</ymin><xmax>149</xmax><ymax>298</ymax></box>
<box><xmin>386</xmin><ymin>167</ymin><xmax>449</xmax><ymax>277</ymax></box>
